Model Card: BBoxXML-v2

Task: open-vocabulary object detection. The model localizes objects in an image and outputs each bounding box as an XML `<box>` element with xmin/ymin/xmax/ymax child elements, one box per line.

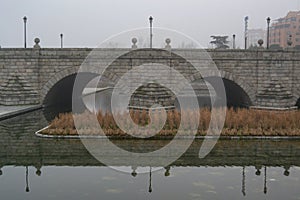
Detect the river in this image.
<box><xmin>0</xmin><ymin>109</ymin><xmax>299</xmax><ymax>200</ymax></box>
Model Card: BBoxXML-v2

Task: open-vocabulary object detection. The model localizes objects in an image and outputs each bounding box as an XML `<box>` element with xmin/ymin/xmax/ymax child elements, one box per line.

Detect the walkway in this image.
<box><xmin>0</xmin><ymin>105</ymin><xmax>41</xmax><ymax>120</ymax></box>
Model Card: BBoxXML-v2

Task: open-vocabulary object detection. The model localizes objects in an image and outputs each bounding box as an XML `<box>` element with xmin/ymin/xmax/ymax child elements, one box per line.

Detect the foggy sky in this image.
<box><xmin>0</xmin><ymin>0</ymin><xmax>298</xmax><ymax>48</ymax></box>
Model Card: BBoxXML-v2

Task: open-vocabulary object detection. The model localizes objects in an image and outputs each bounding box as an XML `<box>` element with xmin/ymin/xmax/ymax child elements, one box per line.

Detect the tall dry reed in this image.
<box><xmin>43</xmin><ymin>108</ymin><xmax>300</xmax><ymax>136</ymax></box>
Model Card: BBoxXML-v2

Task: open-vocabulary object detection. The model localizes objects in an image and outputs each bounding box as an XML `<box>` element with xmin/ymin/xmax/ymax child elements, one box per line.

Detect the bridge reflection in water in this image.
<box><xmin>0</xmin><ymin>109</ymin><xmax>300</xmax><ymax>198</ymax></box>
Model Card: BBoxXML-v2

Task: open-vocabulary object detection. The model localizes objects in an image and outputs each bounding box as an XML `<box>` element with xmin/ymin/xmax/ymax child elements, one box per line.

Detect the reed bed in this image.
<box><xmin>41</xmin><ymin>108</ymin><xmax>300</xmax><ymax>137</ymax></box>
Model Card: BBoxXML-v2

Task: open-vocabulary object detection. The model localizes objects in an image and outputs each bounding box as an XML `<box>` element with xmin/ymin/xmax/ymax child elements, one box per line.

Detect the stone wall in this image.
<box><xmin>209</xmin><ymin>50</ymin><xmax>300</xmax><ymax>108</ymax></box>
<box><xmin>0</xmin><ymin>48</ymin><xmax>299</xmax><ymax>108</ymax></box>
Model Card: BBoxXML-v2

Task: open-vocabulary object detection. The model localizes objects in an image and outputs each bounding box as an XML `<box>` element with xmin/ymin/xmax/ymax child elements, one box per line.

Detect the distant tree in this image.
<box><xmin>210</xmin><ymin>36</ymin><xmax>230</xmax><ymax>49</ymax></box>
<box><xmin>178</xmin><ymin>41</ymin><xmax>197</xmax><ymax>48</ymax></box>
<box><xmin>249</xmin><ymin>44</ymin><xmax>259</xmax><ymax>50</ymax></box>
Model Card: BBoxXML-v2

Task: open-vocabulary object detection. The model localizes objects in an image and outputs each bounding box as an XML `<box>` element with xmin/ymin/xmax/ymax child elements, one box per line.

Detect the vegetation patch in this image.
<box><xmin>39</xmin><ymin>108</ymin><xmax>300</xmax><ymax>138</ymax></box>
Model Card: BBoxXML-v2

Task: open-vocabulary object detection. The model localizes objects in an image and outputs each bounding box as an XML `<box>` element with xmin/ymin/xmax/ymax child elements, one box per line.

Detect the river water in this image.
<box><xmin>0</xmin><ymin>109</ymin><xmax>299</xmax><ymax>200</ymax></box>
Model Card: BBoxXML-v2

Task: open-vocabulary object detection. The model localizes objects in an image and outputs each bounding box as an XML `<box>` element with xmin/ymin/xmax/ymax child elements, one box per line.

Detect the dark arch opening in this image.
<box><xmin>43</xmin><ymin>72</ymin><xmax>98</xmax><ymax>121</ymax></box>
<box><xmin>222</xmin><ymin>79</ymin><xmax>252</xmax><ymax>108</ymax></box>
<box><xmin>43</xmin><ymin>74</ymin><xmax>76</xmax><ymax>108</ymax></box>
<box><xmin>296</xmin><ymin>98</ymin><xmax>300</xmax><ymax>109</ymax></box>
<box><xmin>191</xmin><ymin>77</ymin><xmax>252</xmax><ymax>108</ymax></box>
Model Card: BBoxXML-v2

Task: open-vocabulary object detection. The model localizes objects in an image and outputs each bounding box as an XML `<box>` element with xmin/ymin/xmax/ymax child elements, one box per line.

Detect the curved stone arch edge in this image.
<box><xmin>40</xmin><ymin>67</ymin><xmax>80</xmax><ymax>103</ymax></box>
<box><xmin>189</xmin><ymin>70</ymin><xmax>256</xmax><ymax>105</ymax></box>
<box><xmin>293</xmin><ymin>95</ymin><xmax>300</xmax><ymax>107</ymax></box>
<box><xmin>40</xmin><ymin>66</ymin><xmax>256</xmax><ymax>107</ymax></box>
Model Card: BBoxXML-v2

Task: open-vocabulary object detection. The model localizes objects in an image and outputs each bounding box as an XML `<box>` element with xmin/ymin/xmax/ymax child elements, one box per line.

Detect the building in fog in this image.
<box><xmin>270</xmin><ymin>11</ymin><xmax>300</xmax><ymax>48</ymax></box>
<box><xmin>248</xmin><ymin>29</ymin><xmax>266</xmax><ymax>47</ymax></box>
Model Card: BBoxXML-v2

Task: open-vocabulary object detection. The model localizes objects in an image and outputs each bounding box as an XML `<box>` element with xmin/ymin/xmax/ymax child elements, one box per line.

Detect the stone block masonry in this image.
<box><xmin>0</xmin><ymin>48</ymin><xmax>299</xmax><ymax>109</ymax></box>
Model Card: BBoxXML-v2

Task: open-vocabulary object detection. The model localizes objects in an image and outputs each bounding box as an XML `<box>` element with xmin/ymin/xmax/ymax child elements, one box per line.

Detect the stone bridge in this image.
<box><xmin>0</xmin><ymin>48</ymin><xmax>299</xmax><ymax>109</ymax></box>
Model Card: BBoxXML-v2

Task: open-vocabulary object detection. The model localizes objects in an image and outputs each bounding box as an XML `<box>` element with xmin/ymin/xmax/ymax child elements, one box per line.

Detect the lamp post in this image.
<box><xmin>23</xmin><ymin>16</ymin><xmax>27</xmax><ymax>48</ymax></box>
<box><xmin>266</xmin><ymin>17</ymin><xmax>271</xmax><ymax>49</ymax></box>
<box><xmin>60</xmin><ymin>33</ymin><xmax>63</xmax><ymax>48</ymax></box>
<box><xmin>149</xmin><ymin>16</ymin><xmax>153</xmax><ymax>48</ymax></box>
<box><xmin>233</xmin><ymin>34</ymin><xmax>236</xmax><ymax>49</ymax></box>
<box><xmin>244</xmin><ymin>16</ymin><xmax>249</xmax><ymax>49</ymax></box>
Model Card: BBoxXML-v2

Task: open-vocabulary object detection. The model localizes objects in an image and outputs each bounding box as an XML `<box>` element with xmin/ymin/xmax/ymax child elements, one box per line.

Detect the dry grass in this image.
<box><xmin>41</xmin><ymin>108</ymin><xmax>300</xmax><ymax>137</ymax></box>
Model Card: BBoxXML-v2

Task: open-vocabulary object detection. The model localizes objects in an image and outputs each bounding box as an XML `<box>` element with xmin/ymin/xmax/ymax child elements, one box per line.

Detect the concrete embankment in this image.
<box><xmin>0</xmin><ymin>105</ymin><xmax>41</xmax><ymax>120</ymax></box>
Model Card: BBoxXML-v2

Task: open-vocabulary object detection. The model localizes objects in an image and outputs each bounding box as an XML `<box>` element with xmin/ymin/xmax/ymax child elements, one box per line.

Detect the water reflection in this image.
<box><xmin>0</xmin><ymin>110</ymin><xmax>300</xmax><ymax>199</ymax></box>
<box><xmin>2</xmin><ymin>165</ymin><xmax>298</xmax><ymax>200</ymax></box>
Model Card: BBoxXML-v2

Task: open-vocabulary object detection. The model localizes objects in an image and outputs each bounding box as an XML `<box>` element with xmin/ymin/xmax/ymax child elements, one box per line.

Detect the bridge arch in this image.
<box><xmin>100</xmin><ymin>49</ymin><xmax>255</xmax><ymax>107</ymax></box>
<box><xmin>295</xmin><ymin>96</ymin><xmax>300</xmax><ymax>108</ymax></box>
<box><xmin>41</xmin><ymin>67</ymin><xmax>79</xmax><ymax>105</ymax></box>
<box><xmin>219</xmin><ymin>70</ymin><xmax>255</xmax><ymax>106</ymax></box>
<box><xmin>41</xmin><ymin>67</ymin><xmax>99</xmax><ymax>110</ymax></box>
<box><xmin>190</xmin><ymin>70</ymin><xmax>255</xmax><ymax>107</ymax></box>
<box><xmin>41</xmin><ymin>50</ymin><xmax>256</xmax><ymax>109</ymax></box>
<box><xmin>220</xmin><ymin>71</ymin><xmax>255</xmax><ymax>102</ymax></box>
<box><xmin>293</xmin><ymin>87</ymin><xmax>300</xmax><ymax>108</ymax></box>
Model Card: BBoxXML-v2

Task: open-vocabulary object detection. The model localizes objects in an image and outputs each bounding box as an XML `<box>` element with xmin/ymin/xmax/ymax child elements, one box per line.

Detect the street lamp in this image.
<box><xmin>266</xmin><ymin>17</ymin><xmax>271</xmax><ymax>49</ymax></box>
<box><xmin>149</xmin><ymin>16</ymin><xmax>153</xmax><ymax>48</ymax></box>
<box><xmin>60</xmin><ymin>33</ymin><xmax>63</xmax><ymax>48</ymax></box>
<box><xmin>23</xmin><ymin>16</ymin><xmax>27</xmax><ymax>48</ymax></box>
<box><xmin>244</xmin><ymin>16</ymin><xmax>249</xmax><ymax>49</ymax></box>
<box><xmin>233</xmin><ymin>34</ymin><xmax>236</xmax><ymax>49</ymax></box>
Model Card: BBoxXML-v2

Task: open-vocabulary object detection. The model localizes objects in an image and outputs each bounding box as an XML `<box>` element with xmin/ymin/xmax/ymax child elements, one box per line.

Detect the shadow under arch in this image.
<box><xmin>184</xmin><ymin>76</ymin><xmax>253</xmax><ymax>109</ymax></box>
<box><xmin>42</xmin><ymin>72</ymin><xmax>99</xmax><ymax>121</ymax></box>
<box><xmin>43</xmin><ymin>73</ymin><xmax>76</xmax><ymax>108</ymax></box>
<box><xmin>222</xmin><ymin>78</ymin><xmax>252</xmax><ymax>108</ymax></box>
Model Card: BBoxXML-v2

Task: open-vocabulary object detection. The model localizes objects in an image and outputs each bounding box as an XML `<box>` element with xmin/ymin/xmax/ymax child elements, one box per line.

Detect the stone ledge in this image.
<box><xmin>250</xmin><ymin>106</ymin><xmax>298</xmax><ymax>111</ymax></box>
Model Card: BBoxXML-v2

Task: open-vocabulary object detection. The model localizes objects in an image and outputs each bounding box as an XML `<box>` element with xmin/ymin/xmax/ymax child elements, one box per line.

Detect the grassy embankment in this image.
<box><xmin>40</xmin><ymin>108</ymin><xmax>300</xmax><ymax>137</ymax></box>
